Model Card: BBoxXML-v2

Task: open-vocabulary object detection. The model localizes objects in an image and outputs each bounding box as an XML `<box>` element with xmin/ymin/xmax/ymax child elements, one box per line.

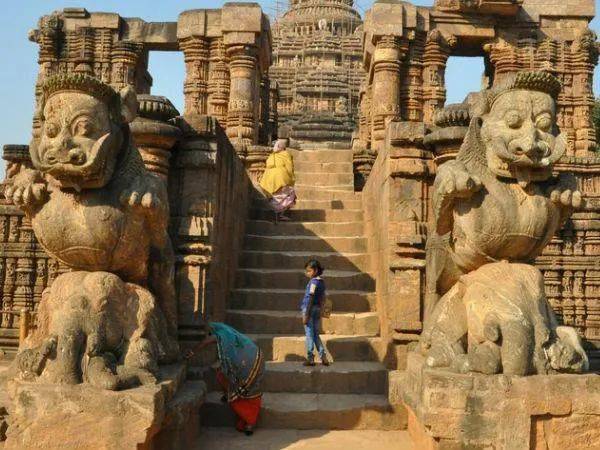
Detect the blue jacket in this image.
<box><xmin>300</xmin><ymin>276</ymin><xmax>325</xmax><ymax>313</ymax></box>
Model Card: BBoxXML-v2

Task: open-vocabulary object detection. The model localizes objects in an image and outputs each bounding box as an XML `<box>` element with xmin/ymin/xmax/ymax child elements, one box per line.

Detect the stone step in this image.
<box><xmin>196</xmin><ymin>427</ymin><xmax>415</xmax><ymax>450</ymax></box>
<box><xmin>294</xmin><ymin>161</ymin><xmax>353</xmax><ymax>173</ymax></box>
<box><xmin>249</xmin><ymin>334</ymin><xmax>386</xmax><ymax>362</ymax></box>
<box><xmin>262</xmin><ymin>361</ymin><xmax>387</xmax><ymax>395</ymax></box>
<box><xmin>205</xmin><ymin>362</ymin><xmax>387</xmax><ymax>395</ymax></box>
<box><xmin>202</xmin><ymin>392</ymin><xmax>405</xmax><ymax>430</ymax></box>
<box><xmin>295</xmin><ymin>198</ymin><xmax>362</xmax><ymax>210</ymax></box>
<box><xmin>230</xmin><ymin>288</ymin><xmax>375</xmax><ymax>313</ymax></box>
<box><xmin>294</xmin><ymin>187</ymin><xmax>360</xmax><ymax>201</ymax></box>
<box><xmin>289</xmin><ymin>149</ymin><xmax>353</xmax><ymax>164</ymax></box>
<box><xmin>244</xmin><ymin>235</ymin><xmax>367</xmax><ymax>253</ymax></box>
<box><xmin>246</xmin><ymin>220</ymin><xmax>364</xmax><ymax>238</ymax></box>
<box><xmin>296</xmin><ymin>183</ymin><xmax>354</xmax><ymax>192</ymax></box>
<box><xmin>199</xmin><ymin>425</ymin><xmax>418</xmax><ymax>450</ymax></box>
<box><xmin>225</xmin><ymin>310</ymin><xmax>380</xmax><ymax>336</ymax></box>
<box><xmin>254</xmin><ymin>197</ymin><xmax>362</xmax><ymax>211</ymax></box>
<box><xmin>250</xmin><ymin>208</ymin><xmax>364</xmax><ymax>223</ymax></box>
<box><xmin>239</xmin><ymin>251</ymin><xmax>369</xmax><ymax>272</ymax></box>
<box><xmin>295</xmin><ymin>172</ymin><xmax>354</xmax><ymax>186</ymax></box>
<box><xmin>252</xmin><ymin>196</ymin><xmax>362</xmax><ymax>212</ymax></box>
<box><xmin>235</xmin><ymin>268</ymin><xmax>375</xmax><ymax>291</ymax></box>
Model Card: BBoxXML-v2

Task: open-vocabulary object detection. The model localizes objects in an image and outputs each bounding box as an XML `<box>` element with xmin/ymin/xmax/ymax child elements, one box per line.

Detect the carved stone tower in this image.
<box><xmin>270</xmin><ymin>0</ymin><xmax>364</xmax><ymax>146</ymax></box>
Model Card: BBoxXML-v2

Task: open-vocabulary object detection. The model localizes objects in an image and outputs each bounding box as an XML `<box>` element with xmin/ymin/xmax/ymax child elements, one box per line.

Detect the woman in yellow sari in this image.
<box><xmin>259</xmin><ymin>139</ymin><xmax>296</xmax><ymax>222</ymax></box>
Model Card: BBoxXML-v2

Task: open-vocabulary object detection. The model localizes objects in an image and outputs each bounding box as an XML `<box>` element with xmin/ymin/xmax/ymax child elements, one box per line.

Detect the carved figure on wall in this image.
<box><xmin>4</xmin><ymin>73</ymin><xmax>178</xmax><ymax>389</ymax></box>
<box><xmin>335</xmin><ymin>96</ymin><xmax>348</xmax><ymax>114</ymax></box>
<box><xmin>318</xmin><ymin>18</ymin><xmax>327</xmax><ymax>32</ymax></box>
<box><xmin>421</xmin><ymin>72</ymin><xmax>588</xmax><ymax>375</ymax></box>
<box><xmin>294</xmin><ymin>94</ymin><xmax>306</xmax><ymax>112</ymax></box>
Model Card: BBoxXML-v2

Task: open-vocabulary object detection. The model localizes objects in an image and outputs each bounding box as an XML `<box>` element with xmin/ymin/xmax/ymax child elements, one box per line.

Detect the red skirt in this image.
<box><xmin>216</xmin><ymin>371</ymin><xmax>262</xmax><ymax>430</ymax></box>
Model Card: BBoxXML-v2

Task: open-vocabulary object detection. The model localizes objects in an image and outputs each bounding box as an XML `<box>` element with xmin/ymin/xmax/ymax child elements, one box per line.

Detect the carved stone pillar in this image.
<box><xmin>1</xmin><ymin>258</ymin><xmax>16</xmax><ymax>328</ymax></box>
<box><xmin>399</xmin><ymin>35</ymin><xmax>425</xmax><ymax>123</ymax></box>
<box><xmin>571</xmin><ymin>29</ymin><xmax>598</xmax><ymax>155</ymax></box>
<box><xmin>258</xmin><ymin>77</ymin><xmax>271</xmax><ymax>145</ymax></box>
<box><xmin>130</xmin><ymin>95</ymin><xmax>182</xmax><ymax>181</ymax></box>
<box><xmin>357</xmin><ymin>84</ymin><xmax>371</xmax><ymax>148</ymax></box>
<box><xmin>33</xmin><ymin>258</ymin><xmax>47</xmax><ymax>304</ymax></box>
<box><xmin>13</xmin><ymin>257</ymin><xmax>34</xmax><ymax>312</ymax></box>
<box><xmin>422</xmin><ymin>30</ymin><xmax>456</xmax><ymax>124</ymax></box>
<box><xmin>110</xmin><ymin>41</ymin><xmax>143</xmax><ymax>91</ymax></box>
<box><xmin>484</xmin><ymin>38</ymin><xmax>520</xmax><ymax>84</ymax></box>
<box><xmin>371</xmin><ymin>36</ymin><xmax>403</xmax><ymax>149</ymax></box>
<box><xmin>208</xmin><ymin>37</ymin><xmax>230</xmax><ymax>124</ymax></box>
<box><xmin>268</xmin><ymin>81</ymin><xmax>279</xmax><ymax>143</ymax></box>
<box><xmin>73</xmin><ymin>27</ymin><xmax>95</xmax><ymax>75</ymax></box>
<box><xmin>226</xmin><ymin>43</ymin><xmax>259</xmax><ymax>154</ymax></box>
<box><xmin>31</xmin><ymin>14</ymin><xmax>62</xmax><ymax>141</ymax></box>
<box><xmin>181</xmin><ymin>36</ymin><xmax>210</xmax><ymax>117</ymax></box>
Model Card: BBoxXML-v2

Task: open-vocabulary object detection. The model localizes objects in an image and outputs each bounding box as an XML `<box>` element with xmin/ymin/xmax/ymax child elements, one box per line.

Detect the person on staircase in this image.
<box><xmin>301</xmin><ymin>259</ymin><xmax>331</xmax><ymax>367</ymax></box>
<box><xmin>185</xmin><ymin>322</ymin><xmax>265</xmax><ymax>436</ymax></box>
<box><xmin>259</xmin><ymin>138</ymin><xmax>296</xmax><ymax>222</ymax></box>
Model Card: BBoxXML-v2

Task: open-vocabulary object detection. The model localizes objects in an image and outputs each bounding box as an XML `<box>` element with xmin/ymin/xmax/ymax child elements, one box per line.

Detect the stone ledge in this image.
<box><xmin>3</xmin><ymin>364</ymin><xmax>206</xmax><ymax>450</ymax></box>
<box><xmin>399</xmin><ymin>352</ymin><xmax>600</xmax><ymax>449</ymax></box>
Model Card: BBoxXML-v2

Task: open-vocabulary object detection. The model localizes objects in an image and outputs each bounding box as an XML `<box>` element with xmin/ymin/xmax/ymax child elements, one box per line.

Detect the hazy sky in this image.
<box><xmin>0</xmin><ymin>0</ymin><xmax>598</xmax><ymax>177</ymax></box>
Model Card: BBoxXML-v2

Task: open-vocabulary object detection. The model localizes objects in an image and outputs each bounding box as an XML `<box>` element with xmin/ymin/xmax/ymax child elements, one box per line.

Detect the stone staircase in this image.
<box><xmin>201</xmin><ymin>148</ymin><xmax>405</xmax><ymax>433</ymax></box>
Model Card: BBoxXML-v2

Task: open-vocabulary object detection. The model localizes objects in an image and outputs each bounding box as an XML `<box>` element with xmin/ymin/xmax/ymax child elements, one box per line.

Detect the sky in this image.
<box><xmin>0</xmin><ymin>0</ymin><xmax>598</xmax><ymax>178</ymax></box>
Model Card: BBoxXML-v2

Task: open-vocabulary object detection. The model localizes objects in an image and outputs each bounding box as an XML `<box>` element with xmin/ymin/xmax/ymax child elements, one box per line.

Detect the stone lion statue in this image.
<box><xmin>4</xmin><ymin>74</ymin><xmax>179</xmax><ymax>389</ymax></box>
<box><xmin>421</xmin><ymin>71</ymin><xmax>588</xmax><ymax>375</ymax></box>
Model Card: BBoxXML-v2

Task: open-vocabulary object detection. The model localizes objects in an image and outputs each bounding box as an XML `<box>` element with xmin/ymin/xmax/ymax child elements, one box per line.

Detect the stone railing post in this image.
<box><xmin>130</xmin><ymin>95</ymin><xmax>182</xmax><ymax>181</ymax></box>
<box><xmin>245</xmin><ymin>145</ymin><xmax>272</xmax><ymax>186</ymax></box>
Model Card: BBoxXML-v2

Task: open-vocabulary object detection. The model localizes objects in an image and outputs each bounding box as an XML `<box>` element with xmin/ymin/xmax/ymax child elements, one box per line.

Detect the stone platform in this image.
<box><xmin>195</xmin><ymin>427</ymin><xmax>414</xmax><ymax>450</ymax></box>
<box><xmin>3</xmin><ymin>364</ymin><xmax>205</xmax><ymax>450</ymax></box>
<box><xmin>397</xmin><ymin>353</ymin><xmax>600</xmax><ymax>450</ymax></box>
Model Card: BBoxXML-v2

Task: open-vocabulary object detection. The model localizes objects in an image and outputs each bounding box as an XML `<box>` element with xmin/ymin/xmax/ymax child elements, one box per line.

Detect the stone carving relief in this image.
<box><xmin>421</xmin><ymin>72</ymin><xmax>589</xmax><ymax>375</ymax></box>
<box><xmin>3</xmin><ymin>74</ymin><xmax>178</xmax><ymax>389</ymax></box>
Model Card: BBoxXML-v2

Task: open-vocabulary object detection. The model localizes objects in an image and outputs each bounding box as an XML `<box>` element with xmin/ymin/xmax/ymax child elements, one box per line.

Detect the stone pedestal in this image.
<box><xmin>398</xmin><ymin>352</ymin><xmax>600</xmax><ymax>450</ymax></box>
<box><xmin>4</xmin><ymin>364</ymin><xmax>205</xmax><ymax>450</ymax></box>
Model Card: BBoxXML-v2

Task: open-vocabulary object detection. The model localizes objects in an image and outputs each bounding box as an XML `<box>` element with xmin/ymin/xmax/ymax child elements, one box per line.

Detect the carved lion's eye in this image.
<box><xmin>45</xmin><ymin>122</ymin><xmax>59</xmax><ymax>138</ymax></box>
<box><xmin>504</xmin><ymin>110</ymin><xmax>522</xmax><ymax>129</ymax></box>
<box><xmin>536</xmin><ymin>114</ymin><xmax>552</xmax><ymax>132</ymax></box>
<box><xmin>72</xmin><ymin>117</ymin><xmax>95</xmax><ymax>137</ymax></box>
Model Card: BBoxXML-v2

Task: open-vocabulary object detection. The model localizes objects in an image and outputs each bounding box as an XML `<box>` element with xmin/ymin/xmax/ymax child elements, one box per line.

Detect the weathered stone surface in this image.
<box><xmin>198</xmin><ymin>427</ymin><xmax>414</xmax><ymax>450</ymax></box>
<box><xmin>400</xmin><ymin>353</ymin><xmax>600</xmax><ymax>449</ymax></box>
<box><xmin>3</xmin><ymin>74</ymin><xmax>179</xmax><ymax>389</ymax></box>
<box><xmin>4</xmin><ymin>365</ymin><xmax>205</xmax><ymax>450</ymax></box>
<box><xmin>421</xmin><ymin>72</ymin><xmax>587</xmax><ymax>376</ymax></box>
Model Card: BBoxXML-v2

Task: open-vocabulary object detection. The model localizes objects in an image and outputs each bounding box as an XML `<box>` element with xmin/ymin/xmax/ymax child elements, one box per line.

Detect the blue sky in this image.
<box><xmin>0</xmin><ymin>0</ymin><xmax>598</xmax><ymax>177</ymax></box>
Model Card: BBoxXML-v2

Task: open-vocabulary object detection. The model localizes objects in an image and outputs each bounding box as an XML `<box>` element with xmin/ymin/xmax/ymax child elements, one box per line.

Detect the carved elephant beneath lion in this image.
<box><xmin>14</xmin><ymin>271</ymin><xmax>174</xmax><ymax>390</ymax></box>
<box><xmin>420</xmin><ymin>261</ymin><xmax>588</xmax><ymax>376</ymax></box>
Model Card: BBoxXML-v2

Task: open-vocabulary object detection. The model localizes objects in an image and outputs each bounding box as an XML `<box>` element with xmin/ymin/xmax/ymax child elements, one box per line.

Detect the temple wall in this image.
<box><xmin>363</xmin><ymin>122</ymin><xmax>431</xmax><ymax>366</ymax></box>
<box><xmin>358</xmin><ymin>0</ymin><xmax>600</xmax><ymax>362</ymax></box>
<box><xmin>0</xmin><ymin>5</ymin><xmax>274</xmax><ymax>351</ymax></box>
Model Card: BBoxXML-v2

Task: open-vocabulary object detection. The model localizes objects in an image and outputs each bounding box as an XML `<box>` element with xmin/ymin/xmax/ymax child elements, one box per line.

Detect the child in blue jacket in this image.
<box><xmin>301</xmin><ymin>259</ymin><xmax>330</xmax><ymax>366</ymax></box>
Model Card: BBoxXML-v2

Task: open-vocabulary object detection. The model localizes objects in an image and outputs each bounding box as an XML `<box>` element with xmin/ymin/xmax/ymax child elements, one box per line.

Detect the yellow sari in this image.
<box><xmin>259</xmin><ymin>150</ymin><xmax>295</xmax><ymax>197</ymax></box>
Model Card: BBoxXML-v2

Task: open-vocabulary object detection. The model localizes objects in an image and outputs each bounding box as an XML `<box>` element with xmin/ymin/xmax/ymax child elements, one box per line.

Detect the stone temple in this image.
<box><xmin>270</xmin><ymin>0</ymin><xmax>363</xmax><ymax>147</ymax></box>
<box><xmin>0</xmin><ymin>1</ymin><xmax>598</xmax><ymax>449</ymax></box>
